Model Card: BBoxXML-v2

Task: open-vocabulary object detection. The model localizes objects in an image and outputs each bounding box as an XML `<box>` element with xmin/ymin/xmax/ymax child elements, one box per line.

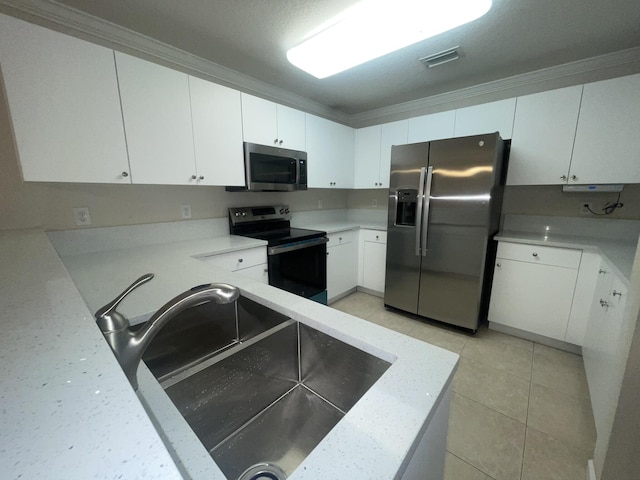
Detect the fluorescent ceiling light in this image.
<box><xmin>287</xmin><ymin>0</ymin><xmax>492</xmax><ymax>79</ymax></box>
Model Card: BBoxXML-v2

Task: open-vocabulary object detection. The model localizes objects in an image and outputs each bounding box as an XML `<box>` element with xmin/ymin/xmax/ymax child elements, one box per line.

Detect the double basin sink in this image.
<box><xmin>141</xmin><ymin>295</ymin><xmax>391</xmax><ymax>480</ymax></box>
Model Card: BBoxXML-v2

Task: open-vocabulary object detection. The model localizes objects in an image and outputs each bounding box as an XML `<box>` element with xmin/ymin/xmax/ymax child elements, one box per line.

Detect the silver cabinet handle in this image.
<box><xmin>279</xmin><ymin>140</ymin><xmax>283</xmax><ymax>145</ymax></box>
<box><xmin>613</xmin><ymin>290</ymin><xmax>623</xmax><ymax>297</ymax></box>
<box><xmin>571</xmin><ymin>175</ymin><xmax>577</xmax><ymax>181</ymax></box>
<box><xmin>532</xmin><ymin>253</ymin><xmax>538</xmax><ymax>257</ymax></box>
<box><xmin>121</xmin><ymin>171</ymin><xmax>129</xmax><ymax>177</ymax></box>
<box><xmin>238</xmin><ymin>258</ymin><xmax>243</xmax><ymax>263</ymax></box>
<box><xmin>599</xmin><ymin>269</ymin><xmax>607</xmax><ymax>274</ymax></box>
<box><xmin>339</xmin><ymin>237</ymin><xmax>342</xmax><ymax>241</ymax></box>
<box><xmin>496</xmin><ymin>263</ymin><xmax>501</xmax><ymax>267</ymax></box>
<box><xmin>191</xmin><ymin>175</ymin><xmax>197</xmax><ymax>180</ymax></box>
<box><xmin>376</xmin><ymin>235</ymin><xmax>379</xmax><ymax>240</ymax></box>
<box><xmin>274</xmin><ymin>138</ymin><xmax>279</xmax><ymax>145</ymax></box>
<box><xmin>600</xmin><ymin>299</ymin><xmax>609</xmax><ymax>308</ymax></box>
<box><xmin>560</xmin><ymin>175</ymin><xmax>567</xmax><ymax>180</ymax></box>
<box><xmin>199</xmin><ymin>175</ymin><xmax>204</xmax><ymax>180</ymax></box>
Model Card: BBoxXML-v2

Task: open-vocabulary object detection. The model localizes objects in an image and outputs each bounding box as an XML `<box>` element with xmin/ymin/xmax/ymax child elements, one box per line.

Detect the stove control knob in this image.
<box><xmin>284</xmin><ymin>208</ymin><xmax>290</xmax><ymax>214</ymax></box>
<box><xmin>279</xmin><ymin>208</ymin><xmax>285</xmax><ymax>214</ymax></box>
<box><xmin>241</xmin><ymin>211</ymin><xmax>247</xmax><ymax>217</ymax></box>
<box><xmin>234</xmin><ymin>212</ymin><xmax>240</xmax><ymax>217</ymax></box>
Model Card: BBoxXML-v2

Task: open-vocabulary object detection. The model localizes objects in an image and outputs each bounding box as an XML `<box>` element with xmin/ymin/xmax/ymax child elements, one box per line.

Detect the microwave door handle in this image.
<box><xmin>295</xmin><ymin>159</ymin><xmax>301</xmax><ymax>186</ymax></box>
<box><xmin>415</xmin><ymin>167</ymin><xmax>426</xmax><ymax>256</ymax></box>
<box><xmin>421</xmin><ymin>166</ymin><xmax>434</xmax><ymax>256</ymax></box>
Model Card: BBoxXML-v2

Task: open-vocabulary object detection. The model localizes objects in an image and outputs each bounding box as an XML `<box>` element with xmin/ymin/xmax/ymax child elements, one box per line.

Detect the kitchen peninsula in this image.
<box><xmin>0</xmin><ymin>225</ymin><xmax>458</xmax><ymax>480</ymax></box>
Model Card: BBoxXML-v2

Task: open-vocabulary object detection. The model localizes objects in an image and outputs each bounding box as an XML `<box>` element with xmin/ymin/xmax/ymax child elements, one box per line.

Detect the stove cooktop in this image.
<box><xmin>242</xmin><ymin>227</ymin><xmax>326</xmax><ymax>246</ymax></box>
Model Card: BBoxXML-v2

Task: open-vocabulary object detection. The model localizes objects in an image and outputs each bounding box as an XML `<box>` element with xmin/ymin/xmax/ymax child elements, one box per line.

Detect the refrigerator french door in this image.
<box><xmin>384</xmin><ymin>133</ymin><xmax>505</xmax><ymax>331</ymax></box>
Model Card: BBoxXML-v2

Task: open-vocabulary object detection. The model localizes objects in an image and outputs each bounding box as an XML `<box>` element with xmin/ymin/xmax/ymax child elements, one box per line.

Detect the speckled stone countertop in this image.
<box><xmin>0</xmin><ymin>229</ymin><xmax>183</xmax><ymax>480</ymax></box>
<box><xmin>495</xmin><ymin>231</ymin><xmax>637</xmax><ymax>284</ymax></box>
<box><xmin>294</xmin><ymin>220</ymin><xmax>387</xmax><ymax>234</ymax></box>
<box><xmin>3</xmin><ymin>227</ymin><xmax>457</xmax><ymax>479</ymax></box>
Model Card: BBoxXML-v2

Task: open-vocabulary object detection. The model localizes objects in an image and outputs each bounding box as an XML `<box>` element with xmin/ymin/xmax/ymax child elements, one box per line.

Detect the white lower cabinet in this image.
<box><xmin>582</xmin><ymin>259</ymin><xmax>630</xmax><ymax>476</ymax></box>
<box><xmin>359</xmin><ymin>230</ymin><xmax>387</xmax><ymax>294</ymax></box>
<box><xmin>326</xmin><ymin>231</ymin><xmax>358</xmax><ymax>302</ymax></box>
<box><xmin>197</xmin><ymin>247</ymin><xmax>268</xmax><ymax>284</ymax></box>
<box><xmin>488</xmin><ymin>242</ymin><xmax>583</xmax><ymax>343</ymax></box>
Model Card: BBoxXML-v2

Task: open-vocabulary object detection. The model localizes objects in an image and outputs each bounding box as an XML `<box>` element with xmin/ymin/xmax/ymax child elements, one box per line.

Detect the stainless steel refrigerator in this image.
<box><xmin>384</xmin><ymin>133</ymin><xmax>506</xmax><ymax>332</ymax></box>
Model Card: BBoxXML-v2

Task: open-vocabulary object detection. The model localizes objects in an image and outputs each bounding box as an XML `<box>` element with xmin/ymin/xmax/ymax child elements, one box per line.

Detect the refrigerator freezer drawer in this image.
<box><xmin>496</xmin><ymin>242</ymin><xmax>581</xmax><ymax>269</ymax></box>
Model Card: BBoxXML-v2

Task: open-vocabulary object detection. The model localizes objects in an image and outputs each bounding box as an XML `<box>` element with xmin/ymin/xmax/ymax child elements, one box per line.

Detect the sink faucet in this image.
<box><xmin>95</xmin><ymin>273</ymin><xmax>240</xmax><ymax>390</ymax></box>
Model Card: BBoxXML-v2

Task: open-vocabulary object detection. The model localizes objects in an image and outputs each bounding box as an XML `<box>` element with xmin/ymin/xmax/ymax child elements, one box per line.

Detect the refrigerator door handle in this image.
<box><xmin>415</xmin><ymin>166</ymin><xmax>427</xmax><ymax>256</ymax></box>
<box><xmin>421</xmin><ymin>166</ymin><xmax>434</xmax><ymax>256</ymax></box>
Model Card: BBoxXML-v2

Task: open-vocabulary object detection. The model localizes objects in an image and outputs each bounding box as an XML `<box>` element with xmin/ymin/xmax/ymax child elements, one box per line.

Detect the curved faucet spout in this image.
<box><xmin>95</xmin><ymin>278</ymin><xmax>240</xmax><ymax>390</ymax></box>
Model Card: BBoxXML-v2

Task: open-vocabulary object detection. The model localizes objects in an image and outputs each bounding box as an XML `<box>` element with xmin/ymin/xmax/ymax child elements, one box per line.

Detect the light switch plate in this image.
<box><xmin>181</xmin><ymin>205</ymin><xmax>192</xmax><ymax>219</ymax></box>
<box><xmin>73</xmin><ymin>207</ymin><xmax>91</xmax><ymax>226</ymax></box>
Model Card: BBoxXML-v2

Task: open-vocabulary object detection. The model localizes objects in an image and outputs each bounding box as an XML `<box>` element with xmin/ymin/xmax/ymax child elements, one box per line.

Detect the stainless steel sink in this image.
<box><xmin>142</xmin><ymin>296</ymin><xmax>391</xmax><ymax>480</ymax></box>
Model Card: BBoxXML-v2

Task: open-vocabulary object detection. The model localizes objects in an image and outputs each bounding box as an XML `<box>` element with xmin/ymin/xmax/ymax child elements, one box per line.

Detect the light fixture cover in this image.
<box><xmin>287</xmin><ymin>0</ymin><xmax>492</xmax><ymax>79</ymax></box>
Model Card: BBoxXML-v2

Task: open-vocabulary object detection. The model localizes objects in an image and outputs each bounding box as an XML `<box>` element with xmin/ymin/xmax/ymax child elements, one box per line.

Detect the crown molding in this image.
<box><xmin>0</xmin><ymin>0</ymin><xmax>350</xmax><ymax>124</ymax></box>
<box><xmin>349</xmin><ymin>47</ymin><xmax>640</xmax><ymax>127</ymax></box>
<box><xmin>1</xmin><ymin>0</ymin><xmax>639</xmax><ymax>129</ymax></box>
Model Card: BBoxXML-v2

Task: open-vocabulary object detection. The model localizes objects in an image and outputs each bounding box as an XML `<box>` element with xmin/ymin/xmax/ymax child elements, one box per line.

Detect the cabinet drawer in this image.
<box><xmin>497</xmin><ymin>242</ymin><xmax>581</xmax><ymax>269</ymax></box>
<box><xmin>200</xmin><ymin>247</ymin><xmax>267</xmax><ymax>271</ymax></box>
<box><xmin>327</xmin><ymin>230</ymin><xmax>357</xmax><ymax>247</ymax></box>
<box><xmin>362</xmin><ymin>230</ymin><xmax>387</xmax><ymax>244</ymax></box>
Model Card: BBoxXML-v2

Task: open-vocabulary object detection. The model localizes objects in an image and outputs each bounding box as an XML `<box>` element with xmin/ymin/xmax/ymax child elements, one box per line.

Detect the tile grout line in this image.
<box><xmin>453</xmin><ymin>390</ymin><xmax>527</xmax><ymax>426</ymax></box>
<box><xmin>520</xmin><ymin>342</ymin><xmax>536</xmax><ymax>480</ymax></box>
<box><xmin>446</xmin><ymin>450</ymin><xmax>499</xmax><ymax>480</ymax></box>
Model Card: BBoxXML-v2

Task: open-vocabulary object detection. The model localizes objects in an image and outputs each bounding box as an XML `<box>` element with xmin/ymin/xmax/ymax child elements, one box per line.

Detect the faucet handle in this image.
<box><xmin>95</xmin><ymin>273</ymin><xmax>154</xmax><ymax>331</ymax></box>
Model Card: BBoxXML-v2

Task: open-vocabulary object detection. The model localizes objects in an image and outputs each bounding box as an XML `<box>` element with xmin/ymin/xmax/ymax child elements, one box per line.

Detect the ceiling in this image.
<box><xmin>25</xmin><ymin>0</ymin><xmax>640</xmax><ymax>115</ymax></box>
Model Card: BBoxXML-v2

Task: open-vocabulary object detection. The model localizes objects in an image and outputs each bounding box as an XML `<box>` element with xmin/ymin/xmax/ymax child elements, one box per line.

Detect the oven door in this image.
<box><xmin>267</xmin><ymin>237</ymin><xmax>328</xmax><ymax>301</ymax></box>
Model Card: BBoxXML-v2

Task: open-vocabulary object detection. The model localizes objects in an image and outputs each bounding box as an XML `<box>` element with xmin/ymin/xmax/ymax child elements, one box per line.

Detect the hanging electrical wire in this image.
<box><xmin>584</xmin><ymin>192</ymin><xmax>624</xmax><ymax>215</ymax></box>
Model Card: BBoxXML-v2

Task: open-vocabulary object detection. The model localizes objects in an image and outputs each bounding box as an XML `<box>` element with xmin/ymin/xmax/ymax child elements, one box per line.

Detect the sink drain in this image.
<box><xmin>238</xmin><ymin>463</ymin><xmax>287</xmax><ymax>480</ymax></box>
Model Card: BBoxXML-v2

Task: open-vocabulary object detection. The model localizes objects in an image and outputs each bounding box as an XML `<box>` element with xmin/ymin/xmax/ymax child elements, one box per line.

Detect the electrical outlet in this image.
<box><xmin>73</xmin><ymin>207</ymin><xmax>91</xmax><ymax>226</ymax></box>
<box><xmin>181</xmin><ymin>205</ymin><xmax>192</xmax><ymax>219</ymax></box>
<box><xmin>580</xmin><ymin>203</ymin><xmax>593</xmax><ymax>215</ymax></box>
<box><xmin>372</xmin><ymin>199</ymin><xmax>378</xmax><ymax>208</ymax></box>
<box><xmin>318</xmin><ymin>199</ymin><xmax>323</xmax><ymax>209</ymax></box>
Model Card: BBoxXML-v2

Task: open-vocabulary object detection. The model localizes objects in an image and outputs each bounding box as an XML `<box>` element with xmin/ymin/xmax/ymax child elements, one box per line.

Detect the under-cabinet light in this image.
<box><xmin>286</xmin><ymin>0</ymin><xmax>492</xmax><ymax>78</ymax></box>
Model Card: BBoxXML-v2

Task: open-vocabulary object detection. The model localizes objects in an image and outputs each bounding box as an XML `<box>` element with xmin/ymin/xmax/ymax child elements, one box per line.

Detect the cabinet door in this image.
<box><xmin>454</xmin><ymin>99</ymin><xmax>517</xmax><ymax>139</ymax></box>
<box><xmin>276</xmin><ymin>104</ymin><xmax>306</xmax><ymax>151</ymax></box>
<box><xmin>407</xmin><ymin>111</ymin><xmax>456</xmax><ymax>143</ymax></box>
<box><xmin>327</xmin><ymin>242</ymin><xmax>358</xmax><ymax>301</ymax></box>
<box><xmin>362</xmin><ymin>241</ymin><xmax>387</xmax><ymax>293</ymax></box>
<box><xmin>306</xmin><ymin>114</ymin><xmax>355</xmax><ymax>188</ymax></box>
<box><xmin>570</xmin><ymin>74</ymin><xmax>640</xmax><ymax>184</ymax></box>
<box><xmin>116</xmin><ymin>52</ymin><xmax>196</xmax><ymax>185</ymax></box>
<box><xmin>189</xmin><ymin>76</ymin><xmax>244</xmax><ymax>186</ymax></box>
<box><xmin>379</xmin><ymin>120</ymin><xmax>408</xmax><ymax>188</ymax></box>
<box><xmin>0</xmin><ymin>14</ymin><xmax>130</xmax><ymax>183</ymax></box>
<box><xmin>354</xmin><ymin>125</ymin><xmax>381</xmax><ymax>189</ymax></box>
<box><xmin>236</xmin><ymin>264</ymin><xmax>269</xmax><ymax>284</ymax></box>
<box><xmin>565</xmin><ymin>251</ymin><xmax>601</xmax><ymax>345</ymax></box>
<box><xmin>241</xmin><ymin>93</ymin><xmax>278</xmax><ymax>146</ymax></box>
<box><xmin>507</xmin><ymin>86</ymin><xmax>583</xmax><ymax>185</ymax></box>
<box><xmin>488</xmin><ymin>259</ymin><xmax>577</xmax><ymax>340</ymax></box>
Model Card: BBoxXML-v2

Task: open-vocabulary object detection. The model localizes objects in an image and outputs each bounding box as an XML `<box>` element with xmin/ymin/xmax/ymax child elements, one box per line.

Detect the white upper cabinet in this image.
<box><xmin>453</xmin><ymin>98</ymin><xmax>517</xmax><ymax>139</ymax></box>
<box><xmin>407</xmin><ymin>111</ymin><xmax>456</xmax><ymax>143</ymax></box>
<box><xmin>569</xmin><ymin>73</ymin><xmax>640</xmax><ymax>184</ymax></box>
<box><xmin>507</xmin><ymin>85</ymin><xmax>583</xmax><ymax>185</ymax></box>
<box><xmin>379</xmin><ymin>120</ymin><xmax>408</xmax><ymax>188</ymax></box>
<box><xmin>354</xmin><ymin>120</ymin><xmax>407</xmax><ymax>189</ymax></box>
<box><xmin>115</xmin><ymin>52</ymin><xmax>196</xmax><ymax>185</ymax></box>
<box><xmin>241</xmin><ymin>93</ymin><xmax>306</xmax><ymax>150</ymax></box>
<box><xmin>0</xmin><ymin>14</ymin><xmax>130</xmax><ymax>183</ymax></box>
<box><xmin>188</xmin><ymin>76</ymin><xmax>244</xmax><ymax>186</ymax></box>
<box><xmin>306</xmin><ymin>114</ymin><xmax>355</xmax><ymax>188</ymax></box>
<box><xmin>354</xmin><ymin>125</ymin><xmax>381</xmax><ymax>189</ymax></box>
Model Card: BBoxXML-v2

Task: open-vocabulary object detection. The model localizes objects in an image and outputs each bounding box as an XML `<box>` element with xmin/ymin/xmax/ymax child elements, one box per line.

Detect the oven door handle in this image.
<box><xmin>268</xmin><ymin>237</ymin><xmax>328</xmax><ymax>256</ymax></box>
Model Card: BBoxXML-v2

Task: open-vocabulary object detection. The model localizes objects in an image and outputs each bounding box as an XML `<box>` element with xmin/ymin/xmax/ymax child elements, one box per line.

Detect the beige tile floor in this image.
<box><xmin>331</xmin><ymin>292</ymin><xmax>596</xmax><ymax>480</ymax></box>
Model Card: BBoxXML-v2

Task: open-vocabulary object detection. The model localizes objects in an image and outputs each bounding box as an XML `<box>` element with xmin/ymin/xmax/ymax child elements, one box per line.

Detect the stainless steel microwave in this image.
<box><xmin>226</xmin><ymin>142</ymin><xmax>308</xmax><ymax>192</ymax></box>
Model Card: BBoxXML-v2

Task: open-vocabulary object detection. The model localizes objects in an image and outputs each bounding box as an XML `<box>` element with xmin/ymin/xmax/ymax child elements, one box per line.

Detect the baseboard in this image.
<box><xmin>587</xmin><ymin>459</ymin><xmax>596</xmax><ymax>480</ymax></box>
<box><xmin>356</xmin><ymin>286</ymin><xmax>384</xmax><ymax>298</ymax></box>
<box><xmin>327</xmin><ymin>287</ymin><xmax>357</xmax><ymax>304</ymax></box>
<box><xmin>489</xmin><ymin>322</ymin><xmax>582</xmax><ymax>355</ymax></box>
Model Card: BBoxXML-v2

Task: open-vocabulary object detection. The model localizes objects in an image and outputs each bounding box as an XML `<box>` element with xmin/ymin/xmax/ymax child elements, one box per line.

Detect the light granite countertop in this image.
<box><xmin>295</xmin><ymin>221</ymin><xmax>387</xmax><ymax>234</ymax></box>
<box><xmin>1</xmin><ymin>227</ymin><xmax>456</xmax><ymax>480</ymax></box>
<box><xmin>0</xmin><ymin>229</ymin><xmax>183</xmax><ymax>480</ymax></box>
<box><xmin>495</xmin><ymin>230</ymin><xmax>638</xmax><ymax>283</ymax></box>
